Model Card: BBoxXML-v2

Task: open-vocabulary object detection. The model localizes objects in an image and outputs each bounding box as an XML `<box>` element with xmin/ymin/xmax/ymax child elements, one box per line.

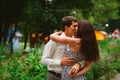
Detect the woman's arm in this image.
<box><xmin>50</xmin><ymin>31</ymin><xmax>80</xmax><ymax>45</ymax></box>
<box><xmin>69</xmin><ymin>61</ymin><xmax>92</xmax><ymax>77</ymax></box>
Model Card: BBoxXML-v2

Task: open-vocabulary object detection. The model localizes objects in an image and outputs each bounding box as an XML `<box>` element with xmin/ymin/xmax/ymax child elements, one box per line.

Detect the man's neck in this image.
<box><xmin>64</xmin><ymin>31</ymin><xmax>72</xmax><ymax>37</ymax></box>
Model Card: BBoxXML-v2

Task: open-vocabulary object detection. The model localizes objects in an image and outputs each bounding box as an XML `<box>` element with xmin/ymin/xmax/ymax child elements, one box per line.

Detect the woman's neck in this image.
<box><xmin>69</xmin><ymin>44</ymin><xmax>80</xmax><ymax>53</ymax></box>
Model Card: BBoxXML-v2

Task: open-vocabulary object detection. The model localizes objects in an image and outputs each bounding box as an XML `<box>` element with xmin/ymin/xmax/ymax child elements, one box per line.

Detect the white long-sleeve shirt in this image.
<box><xmin>41</xmin><ymin>32</ymin><xmax>66</xmax><ymax>73</ymax></box>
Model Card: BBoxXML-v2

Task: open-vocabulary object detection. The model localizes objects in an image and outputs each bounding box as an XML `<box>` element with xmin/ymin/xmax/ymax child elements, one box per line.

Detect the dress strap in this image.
<box><xmin>65</xmin><ymin>44</ymin><xmax>70</xmax><ymax>51</ymax></box>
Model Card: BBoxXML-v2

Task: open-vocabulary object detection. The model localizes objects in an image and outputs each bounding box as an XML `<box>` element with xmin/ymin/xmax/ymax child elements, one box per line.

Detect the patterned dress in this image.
<box><xmin>61</xmin><ymin>45</ymin><xmax>86</xmax><ymax>80</ymax></box>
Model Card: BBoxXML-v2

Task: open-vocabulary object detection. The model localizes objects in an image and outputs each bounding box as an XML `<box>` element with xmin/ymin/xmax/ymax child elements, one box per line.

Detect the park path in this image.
<box><xmin>111</xmin><ymin>73</ymin><xmax>120</xmax><ymax>80</ymax></box>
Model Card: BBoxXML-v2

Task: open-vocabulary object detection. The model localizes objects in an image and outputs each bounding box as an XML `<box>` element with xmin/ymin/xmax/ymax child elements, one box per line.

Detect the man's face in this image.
<box><xmin>65</xmin><ymin>21</ymin><xmax>78</xmax><ymax>37</ymax></box>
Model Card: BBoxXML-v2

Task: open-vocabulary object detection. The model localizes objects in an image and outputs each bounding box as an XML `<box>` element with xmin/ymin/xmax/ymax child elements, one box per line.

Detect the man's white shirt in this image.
<box><xmin>41</xmin><ymin>32</ymin><xmax>66</xmax><ymax>73</ymax></box>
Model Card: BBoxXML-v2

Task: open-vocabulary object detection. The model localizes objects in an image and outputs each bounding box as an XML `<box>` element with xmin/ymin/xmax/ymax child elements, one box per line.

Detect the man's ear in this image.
<box><xmin>65</xmin><ymin>26</ymin><xmax>69</xmax><ymax>31</ymax></box>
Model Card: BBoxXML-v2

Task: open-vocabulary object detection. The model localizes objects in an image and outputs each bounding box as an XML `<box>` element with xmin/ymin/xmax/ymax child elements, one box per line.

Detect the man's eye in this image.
<box><xmin>74</xmin><ymin>26</ymin><xmax>77</xmax><ymax>28</ymax></box>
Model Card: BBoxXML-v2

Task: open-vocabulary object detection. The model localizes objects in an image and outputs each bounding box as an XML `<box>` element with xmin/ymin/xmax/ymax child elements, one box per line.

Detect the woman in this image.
<box><xmin>50</xmin><ymin>20</ymin><xmax>100</xmax><ymax>80</ymax></box>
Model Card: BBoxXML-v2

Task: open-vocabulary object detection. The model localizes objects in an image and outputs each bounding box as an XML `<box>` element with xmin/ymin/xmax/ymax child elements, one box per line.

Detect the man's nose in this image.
<box><xmin>75</xmin><ymin>27</ymin><xmax>78</xmax><ymax>31</ymax></box>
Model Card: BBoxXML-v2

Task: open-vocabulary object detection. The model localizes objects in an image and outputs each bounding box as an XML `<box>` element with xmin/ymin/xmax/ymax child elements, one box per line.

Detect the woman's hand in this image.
<box><xmin>68</xmin><ymin>63</ymin><xmax>81</xmax><ymax>77</ymax></box>
<box><xmin>55</xmin><ymin>31</ymin><xmax>62</xmax><ymax>35</ymax></box>
<box><xmin>69</xmin><ymin>61</ymin><xmax>92</xmax><ymax>78</ymax></box>
<box><xmin>69</xmin><ymin>72</ymin><xmax>79</xmax><ymax>78</ymax></box>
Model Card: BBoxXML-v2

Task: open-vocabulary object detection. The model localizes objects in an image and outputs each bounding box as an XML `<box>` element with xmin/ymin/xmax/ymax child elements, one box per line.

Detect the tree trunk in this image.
<box><xmin>24</xmin><ymin>33</ymin><xmax>28</xmax><ymax>50</ymax></box>
<box><xmin>8</xmin><ymin>22</ymin><xmax>18</xmax><ymax>53</ymax></box>
<box><xmin>8</xmin><ymin>23</ymin><xmax>17</xmax><ymax>43</ymax></box>
<box><xmin>30</xmin><ymin>33</ymin><xmax>36</xmax><ymax>48</ymax></box>
<box><xmin>3</xmin><ymin>21</ymin><xmax>9</xmax><ymax>44</ymax></box>
<box><xmin>0</xmin><ymin>20</ymin><xmax>2</xmax><ymax>44</ymax></box>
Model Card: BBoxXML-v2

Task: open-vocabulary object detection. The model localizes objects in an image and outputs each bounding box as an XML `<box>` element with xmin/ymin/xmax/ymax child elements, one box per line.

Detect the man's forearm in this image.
<box><xmin>41</xmin><ymin>57</ymin><xmax>61</xmax><ymax>66</ymax></box>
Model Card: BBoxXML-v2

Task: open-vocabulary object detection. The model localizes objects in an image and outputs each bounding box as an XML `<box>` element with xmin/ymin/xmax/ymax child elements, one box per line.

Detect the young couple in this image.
<box><xmin>41</xmin><ymin>16</ymin><xmax>100</xmax><ymax>80</ymax></box>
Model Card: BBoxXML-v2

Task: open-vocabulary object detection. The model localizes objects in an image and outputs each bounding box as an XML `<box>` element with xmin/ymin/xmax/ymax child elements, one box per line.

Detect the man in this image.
<box><xmin>41</xmin><ymin>16</ymin><xmax>78</xmax><ymax>80</ymax></box>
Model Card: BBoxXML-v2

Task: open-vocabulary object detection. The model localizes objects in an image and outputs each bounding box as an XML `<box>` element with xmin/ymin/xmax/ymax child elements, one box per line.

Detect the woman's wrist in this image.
<box><xmin>78</xmin><ymin>61</ymin><xmax>85</xmax><ymax>69</ymax></box>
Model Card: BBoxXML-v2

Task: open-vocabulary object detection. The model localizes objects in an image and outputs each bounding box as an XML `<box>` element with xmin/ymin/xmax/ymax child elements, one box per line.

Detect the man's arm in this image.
<box><xmin>41</xmin><ymin>40</ymin><xmax>76</xmax><ymax>67</ymax></box>
<box><xmin>61</xmin><ymin>54</ymin><xmax>77</xmax><ymax>66</ymax></box>
<box><xmin>41</xmin><ymin>40</ymin><xmax>61</xmax><ymax>66</ymax></box>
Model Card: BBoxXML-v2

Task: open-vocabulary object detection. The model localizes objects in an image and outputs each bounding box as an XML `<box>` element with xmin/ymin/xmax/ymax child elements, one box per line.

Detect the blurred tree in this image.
<box><xmin>72</xmin><ymin>0</ymin><xmax>119</xmax><ymax>30</ymax></box>
<box><xmin>91</xmin><ymin>0</ymin><xmax>119</xmax><ymax>30</ymax></box>
<box><xmin>105</xmin><ymin>0</ymin><xmax>120</xmax><ymax>32</ymax></box>
<box><xmin>0</xmin><ymin>0</ymin><xmax>27</xmax><ymax>53</ymax></box>
<box><xmin>19</xmin><ymin>0</ymin><xmax>94</xmax><ymax>45</ymax></box>
<box><xmin>1</xmin><ymin>0</ymin><xmax>119</xmax><ymax>49</ymax></box>
<box><xmin>19</xmin><ymin>0</ymin><xmax>45</xmax><ymax>49</ymax></box>
<box><xmin>19</xmin><ymin>0</ymin><xmax>120</xmax><ymax>48</ymax></box>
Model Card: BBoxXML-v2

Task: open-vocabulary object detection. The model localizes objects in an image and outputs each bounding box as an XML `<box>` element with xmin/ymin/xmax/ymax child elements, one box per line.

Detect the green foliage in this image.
<box><xmin>111</xmin><ymin>58</ymin><xmax>120</xmax><ymax>72</ymax></box>
<box><xmin>0</xmin><ymin>46</ymin><xmax>47</xmax><ymax>80</ymax></box>
<box><xmin>73</xmin><ymin>0</ymin><xmax>119</xmax><ymax>30</ymax></box>
<box><xmin>91</xmin><ymin>0</ymin><xmax>119</xmax><ymax>28</ymax></box>
<box><xmin>99</xmin><ymin>38</ymin><xmax>120</xmax><ymax>55</ymax></box>
<box><xmin>86</xmin><ymin>38</ymin><xmax>120</xmax><ymax>80</ymax></box>
<box><xmin>0</xmin><ymin>43</ymin><xmax>9</xmax><ymax>55</ymax></box>
<box><xmin>86</xmin><ymin>62</ymin><xmax>117</xmax><ymax>80</ymax></box>
<box><xmin>18</xmin><ymin>0</ymin><xmax>120</xmax><ymax>39</ymax></box>
<box><xmin>0</xmin><ymin>38</ymin><xmax>120</xmax><ymax>79</ymax></box>
<box><xmin>20</xmin><ymin>0</ymin><xmax>43</xmax><ymax>34</ymax></box>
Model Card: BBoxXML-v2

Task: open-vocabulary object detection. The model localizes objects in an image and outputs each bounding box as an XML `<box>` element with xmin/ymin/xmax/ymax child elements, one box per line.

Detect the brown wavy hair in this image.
<box><xmin>76</xmin><ymin>20</ymin><xmax>100</xmax><ymax>62</ymax></box>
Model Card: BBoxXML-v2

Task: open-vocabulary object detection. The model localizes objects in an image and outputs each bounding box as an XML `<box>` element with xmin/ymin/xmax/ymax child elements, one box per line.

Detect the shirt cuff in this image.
<box><xmin>78</xmin><ymin>61</ymin><xmax>85</xmax><ymax>68</ymax></box>
<box><xmin>54</xmin><ymin>59</ymin><xmax>61</xmax><ymax>65</ymax></box>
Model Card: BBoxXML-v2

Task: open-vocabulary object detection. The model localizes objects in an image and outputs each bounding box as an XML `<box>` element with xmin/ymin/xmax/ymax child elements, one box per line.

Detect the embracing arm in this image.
<box><xmin>77</xmin><ymin>61</ymin><xmax>92</xmax><ymax>75</ymax></box>
<box><xmin>50</xmin><ymin>31</ymin><xmax>80</xmax><ymax>45</ymax></box>
<box><xmin>69</xmin><ymin>61</ymin><xmax>92</xmax><ymax>77</ymax></box>
<box><xmin>41</xmin><ymin>40</ymin><xmax>76</xmax><ymax>66</ymax></box>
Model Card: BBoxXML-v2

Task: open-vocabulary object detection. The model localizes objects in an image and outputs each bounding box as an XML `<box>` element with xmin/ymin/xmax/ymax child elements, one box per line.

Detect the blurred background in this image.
<box><xmin>0</xmin><ymin>0</ymin><xmax>120</xmax><ymax>80</ymax></box>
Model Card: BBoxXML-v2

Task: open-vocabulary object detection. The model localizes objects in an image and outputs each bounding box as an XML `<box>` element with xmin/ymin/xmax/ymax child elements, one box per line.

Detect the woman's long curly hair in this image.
<box><xmin>76</xmin><ymin>20</ymin><xmax>100</xmax><ymax>62</ymax></box>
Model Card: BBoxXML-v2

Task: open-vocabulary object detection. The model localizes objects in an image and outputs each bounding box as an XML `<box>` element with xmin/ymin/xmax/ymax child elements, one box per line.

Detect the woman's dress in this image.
<box><xmin>61</xmin><ymin>45</ymin><xmax>86</xmax><ymax>80</ymax></box>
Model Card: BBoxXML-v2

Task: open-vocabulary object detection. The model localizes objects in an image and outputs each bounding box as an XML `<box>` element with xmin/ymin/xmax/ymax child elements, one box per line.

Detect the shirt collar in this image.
<box><xmin>61</xmin><ymin>32</ymin><xmax>67</xmax><ymax>37</ymax></box>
